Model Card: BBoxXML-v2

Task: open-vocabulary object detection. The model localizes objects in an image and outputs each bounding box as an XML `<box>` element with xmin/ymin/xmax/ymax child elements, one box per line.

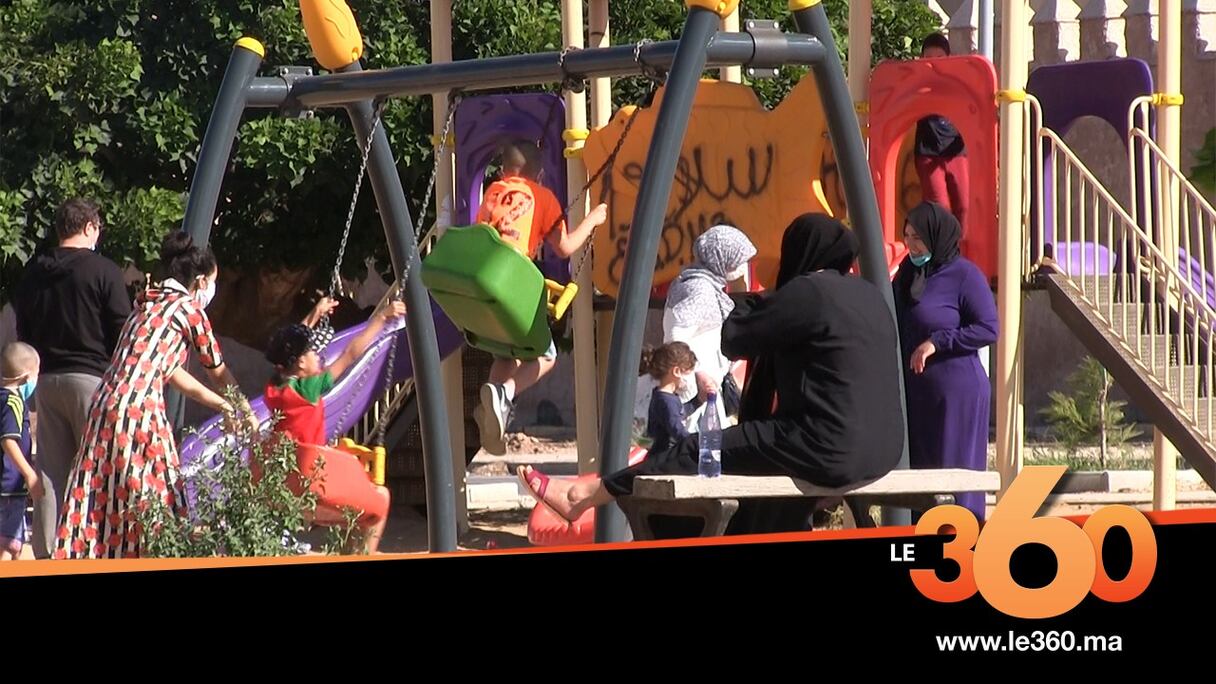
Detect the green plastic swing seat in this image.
<box><xmin>421</xmin><ymin>224</ymin><xmax>553</xmax><ymax>360</ymax></box>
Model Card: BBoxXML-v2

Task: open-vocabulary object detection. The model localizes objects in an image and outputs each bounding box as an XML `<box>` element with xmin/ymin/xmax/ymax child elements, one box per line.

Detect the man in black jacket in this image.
<box><xmin>14</xmin><ymin>198</ymin><xmax>131</xmax><ymax>559</ymax></box>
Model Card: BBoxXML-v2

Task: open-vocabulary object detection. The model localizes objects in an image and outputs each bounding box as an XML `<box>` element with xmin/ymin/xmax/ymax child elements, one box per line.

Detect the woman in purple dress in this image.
<box><xmin>894</xmin><ymin>202</ymin><xmax>999</xmax><ymax>521</ymax></box>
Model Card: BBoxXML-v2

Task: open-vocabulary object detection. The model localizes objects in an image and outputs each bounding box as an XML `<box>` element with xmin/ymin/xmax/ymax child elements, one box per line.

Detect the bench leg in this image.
<box><xmin>618</xmin><ymin>498</ymin><xmax>740</xmax><ymax>540</ymax></box>
<box><xmin>845</xmin><ymin>494</ymin><xmax>956</xmax><ymax>527</ymax></box>
<box><xmin>843</xmin><ymin>498</ymin><xmax>876</xmax><ymax>529</ymax></box>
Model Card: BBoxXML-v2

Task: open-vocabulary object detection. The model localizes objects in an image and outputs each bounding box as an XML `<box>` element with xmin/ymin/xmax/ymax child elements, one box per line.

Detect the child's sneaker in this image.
<box><xmin>478</xmin><ymin>383</ymin><xmax>512</xmax><ymax>455</ymax></box>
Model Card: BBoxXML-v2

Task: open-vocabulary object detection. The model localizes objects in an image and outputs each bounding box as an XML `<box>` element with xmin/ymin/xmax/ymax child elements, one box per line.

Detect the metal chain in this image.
<box><xmin>330</xmin><ymin>93</ymin><xmax>462</xmax><ymax>443</ymax></box>
<box><xmin>329</xmin><ymin>284</ymin><xmax>404</xmax><ymax>443</ymax></box>
<box><xmin>634</xmin><ymin>39</ymin><xmax>667</xmax><ymax>85</ymax></box>
<box><xmin>545</xmin><ymin>40</ymin><xmax>664</xmax><ymax>283</ymax></box>
<box><xmin>329</xmin><ymin>97</ymin><xmax>389</xmax><ymax>303</ymax></box>
<box><xmin>567</xmin><ymin>94</ymin><xmax>647</xmax><ymax>281</ymax></box>
<box><xmin>317</xmin><ymin>97</ymin><xmax>390</xmax><ymax>342</ymax></box>
<box><xmin>414</xmin><ymin>91</ymin><xmax>462</xmax><ymax>257</ymax></box>
<box><xmin>558</xmin><ymin>46</ymin><xmax>585</xmax><ymax>94</ymax></box>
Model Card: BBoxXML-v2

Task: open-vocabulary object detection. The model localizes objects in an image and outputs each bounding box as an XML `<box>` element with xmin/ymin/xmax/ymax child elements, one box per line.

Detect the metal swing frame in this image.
<box><xmin>180</xmin><ymin>1</ymin><xmax>905</xmax><ymax>552</ymax></box>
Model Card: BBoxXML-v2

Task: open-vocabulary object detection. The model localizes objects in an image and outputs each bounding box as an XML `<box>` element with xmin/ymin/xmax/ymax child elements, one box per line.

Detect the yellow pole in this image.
<box><xmin>589</xmin><ymin>0</ymin><xmax>613</xmax><ymax>473</ymax></box>
<box><xmin>1153</xmin><ymin>0</ymin><xmax>1181</xmax><ymax>511</ymax></box>
<box><xmin>430</xmin><ymin>0</ymin><xmax>468</xmax><ymax>533</ymax></box>
<box><xmin>568</xmin><ymin>0</ymin><xmax>598</xmax><ymax>475</ymax></box>
<box><xmin>720</xmin><ymin>7</ymin><xmax>742</xmax><ymax>82</ymax></box>
<box><xmin>996</xmin><ymin>0</ymin><xmax>1028</xmax><ymax>499</ymax></box>
<box><xmin>847</xmin><ymin>0</ymin><xmax>873</xmax><ymax>129</ymax></box>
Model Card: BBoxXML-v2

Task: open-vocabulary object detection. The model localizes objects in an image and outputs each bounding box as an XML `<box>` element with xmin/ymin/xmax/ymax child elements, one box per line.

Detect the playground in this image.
<box><xmin>1</xmin><ymin>0</ymin><xmax>1215</xmax><ymax>558</ymax></box>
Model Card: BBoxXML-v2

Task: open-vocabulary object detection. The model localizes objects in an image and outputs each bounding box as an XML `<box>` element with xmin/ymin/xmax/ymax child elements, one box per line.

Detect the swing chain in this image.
<box><xmin>558</xmin><ymin>46</ymin><xmax>585</xmax><ymax>94</ymax></box>
<box><xmin>563</xmin><ymin>86</ymin><xmax>648</xmax><ymax>282</ymax></box>
<box><xmin>548</xmin><ymin>40</ymin><xmax>665</xmax><ymax>283</ymax></box>
<box><xmin>367</xmin><ymin>282</ymin><xmax>405</xmax><ymax>446</ymax></box>
<box><xmin>329</xmin><ymin>97</ymin><xmax>390</xmax><ymax>304</ymax></box>
<box><xmin>415</xmin><ymin>90</ymin><xmax>463</xmax><ymax>258</ymax></box>
<box><xmin>634</xmin><ymin>39</ymin><xmax>667</xmax><ymax>85</ymax></box>
<box><xmin>359</xmin><ymin>91</ymin><xmax>462</xmax><ymax>446</ymax></box>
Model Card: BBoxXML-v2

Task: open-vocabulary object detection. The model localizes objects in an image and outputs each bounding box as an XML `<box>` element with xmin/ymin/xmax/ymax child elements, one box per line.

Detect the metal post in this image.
<box><xmin>1153</xmin><ymin>0</ymin><xmax>1182</xmax><ymax>511</ymax></box>
<box><xmin>721</xmin><ymin>7</ymin><xmax>743</xmax><ymax>82</ymax></box>
<box><xmin>793</xmin><ymin>0</ymin><xmax>910</xmax><ymax>526</ymax></box>
<box><xmin>342</xmin><ymin>64</ymin><xmax>458</xmax><ymax>552</ymax></box>
<box><xmin>586</xmin><ymin>0</ymin><xmax>612</xmax><ymax>460</ymax></box>
<box><xmin>430</xmin><ymin>0</ymin><xmax>469</xmax><ymax>534</ymax></box>
<box><xmin>588</xmin><ymin>0</ymin><xmax>612</xmax><ymax>473</ymax></box>
<box><xmin>847</xmin><ymin>0</ymin><xmax>872</xmax><ymax>114</ymax></box>
<box><xmin>176</xmin><ymin>38</ymin><xmax>264</xmax><ymax>438</ymax></box>
<box><xmin>182</xmin><ymin>38</ymin><xmax>264</xmax><ymax>244</ymax></box>
<box><xmin>284</xmin><ymin>35</ymin><xmax>825</xmax><ymax>108</ymax></box>
<box><xmin>594</xmin><ymin>4</ymin><xmax>725</xmax><ymax>543</ymax></box>
<box><xmin>995</xmin><ymin>0</ymin><xmax>1028</xmax><ymax>502</ymax></box>
<box><xmin>978</xmin><ymin>0</ymin><xmax>994</xmax><ymax>60</ymax></box>
<box><xmin>567</xmin><ymin>0</ymin><xmax>600</xmax><ymax>475</ymax></box>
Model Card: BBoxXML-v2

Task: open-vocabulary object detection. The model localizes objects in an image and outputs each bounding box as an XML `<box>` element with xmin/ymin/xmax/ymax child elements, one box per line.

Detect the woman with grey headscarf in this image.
<box><xmin>661</xmin><ymin>225</ymin><xmax>757</xmax><ymax>409</ymax></box>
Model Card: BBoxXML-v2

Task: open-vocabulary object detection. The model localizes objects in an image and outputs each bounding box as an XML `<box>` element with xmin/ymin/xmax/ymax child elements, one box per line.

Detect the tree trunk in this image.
<box><xmin>1098</xmin><ymin>369</ymin><xmax>1110</xmax><ymax>469</ymax></box>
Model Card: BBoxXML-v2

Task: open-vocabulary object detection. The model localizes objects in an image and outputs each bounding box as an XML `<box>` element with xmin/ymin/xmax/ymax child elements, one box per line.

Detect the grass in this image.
<box><xmin>986</xmin><ymin>441</ymin><xmax>1187</xmax><ymax>472</ymax></box>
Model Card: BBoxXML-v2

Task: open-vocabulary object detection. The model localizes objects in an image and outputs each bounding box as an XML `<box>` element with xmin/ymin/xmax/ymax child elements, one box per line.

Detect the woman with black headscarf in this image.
<box><xmin>517</xmin><ymin>214</ymin><xmax>905</xmax><ymax>524</ymax></box>
<box><xmin>894</xmin><ymin>201</ymin><xmax>998</xmax><ymax>521</ymax></box>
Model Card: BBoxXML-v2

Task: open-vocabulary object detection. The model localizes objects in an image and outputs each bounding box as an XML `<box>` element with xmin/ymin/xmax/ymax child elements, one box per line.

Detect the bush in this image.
<box><xmin>139</xmin><ymin>389</ymin><xmax>364</xmax><ymax>557</ymax></box>
<box><xmin>1039</xmin><ymin>356</ymin><xmax>1142</xmax><ymax>468</ymax></box>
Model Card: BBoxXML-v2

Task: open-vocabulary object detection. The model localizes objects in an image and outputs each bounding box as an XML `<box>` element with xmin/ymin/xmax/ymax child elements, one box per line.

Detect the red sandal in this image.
<box><xmin>516</xmin><ymin>466</ymin><xmax>576</xmax><ymax>523</ymax></box>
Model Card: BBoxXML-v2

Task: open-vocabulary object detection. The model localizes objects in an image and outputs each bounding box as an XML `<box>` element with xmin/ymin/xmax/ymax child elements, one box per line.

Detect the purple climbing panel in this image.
<box><xmin>453</xmin><ymin>93</ymin><xmax>570</xmax><ymax>282</ymax></box>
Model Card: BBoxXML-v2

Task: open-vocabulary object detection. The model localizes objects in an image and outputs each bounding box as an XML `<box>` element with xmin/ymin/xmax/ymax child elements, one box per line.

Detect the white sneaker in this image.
<box><xmin>478</xmin><ymin>383</ymin><xmax>511</xmax><ymax>455</ymax></box>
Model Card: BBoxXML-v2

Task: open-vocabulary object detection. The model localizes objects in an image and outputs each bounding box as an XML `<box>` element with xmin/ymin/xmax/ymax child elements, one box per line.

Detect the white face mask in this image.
<box><xmin>196</xmin><ymin>277</ymin><xmax>217</xmax><ymax>309</ymax></box>
<box><xmin>675</xmin><ymin>370</ymin><xmax>694</xmax><ymax>395</ymax></box>
<box><xmin>725</xmin><ymin>264</ymin><xmax>748</xmax><ymax>282</ymax></box>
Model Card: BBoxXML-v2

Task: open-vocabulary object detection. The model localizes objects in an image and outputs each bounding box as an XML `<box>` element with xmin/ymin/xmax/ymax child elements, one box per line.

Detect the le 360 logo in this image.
<box><xmin>910</xmin><ymin>466</ymin><xmax>1158</xmax><ymax>618</ymax></box>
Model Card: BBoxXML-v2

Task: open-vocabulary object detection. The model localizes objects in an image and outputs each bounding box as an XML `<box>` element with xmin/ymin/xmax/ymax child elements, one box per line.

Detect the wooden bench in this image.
<box><xmin>617</xmin><ymin>469</ymin><xmax>1002</xmax><ymax>540</ymax></box>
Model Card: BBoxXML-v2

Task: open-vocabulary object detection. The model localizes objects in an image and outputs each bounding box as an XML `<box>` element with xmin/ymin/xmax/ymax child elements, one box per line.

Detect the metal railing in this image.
<box><xmin>1128</xmin><ymin>96</ymin><xmax>1216</xmax><ymax>317</ymax></box>
<box><xmin>1024</xmin><ymin>94</ymin><xmax>1216</xmax><ymax>445</ymax></box>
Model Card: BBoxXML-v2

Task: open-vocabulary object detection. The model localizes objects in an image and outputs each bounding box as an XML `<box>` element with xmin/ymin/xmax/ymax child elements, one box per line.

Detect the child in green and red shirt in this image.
<box><xmin>264</xmin><ymin>298</ymin><xmax>405</xmax><ymax>554</ymax></box>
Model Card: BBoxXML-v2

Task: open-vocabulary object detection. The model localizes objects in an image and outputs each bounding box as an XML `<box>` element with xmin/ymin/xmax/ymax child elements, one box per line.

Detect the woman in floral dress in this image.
<box><xmin>55</xmin><ymin>233</ymin><xmax>251</xmax><ymax>559</ymax></box>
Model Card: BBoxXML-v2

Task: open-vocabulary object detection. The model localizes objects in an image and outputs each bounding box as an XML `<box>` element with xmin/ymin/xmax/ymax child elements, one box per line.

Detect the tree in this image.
<box><xmin>1040</xmin><ymin>356</ymin><xmax>1142</xmax><ymax>468</ymax></box>
<box><xmin>1190</xmin><ymin>127</ymin><xmax>1216</xmax><ymax>197</ymax></box>
<box><xmin>1</xmin><ymin>0</ymin><xmax>941</xmax><ymax>315</ymax></box>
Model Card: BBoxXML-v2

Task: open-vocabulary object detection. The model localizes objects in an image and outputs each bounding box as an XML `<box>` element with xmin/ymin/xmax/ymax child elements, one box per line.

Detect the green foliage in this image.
<box><xmin>139</xmin><ymin>388</ymin><xmax>363</xmax><ymax>557</ymax></box>
<box><xmin>1039</xmin><ymin>356</ymin><xmax>1142</xmax><ymax>467</ymax></box>
<box><xmin>1190</xmin><ymin>127</ymin><xmax>1216</xmax><ymax>196</ymax></box>
<box><xmin>1</xmin><ymin>0</ymin><xmax>942</xmax><ymax>303</ymax></box>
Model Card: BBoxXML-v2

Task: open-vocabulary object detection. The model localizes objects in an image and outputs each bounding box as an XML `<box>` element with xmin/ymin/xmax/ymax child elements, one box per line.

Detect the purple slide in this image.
<box><xmin>179</xmin><ymin>301</ymin><xmax>465</xmax><ymax>473</ymax></box>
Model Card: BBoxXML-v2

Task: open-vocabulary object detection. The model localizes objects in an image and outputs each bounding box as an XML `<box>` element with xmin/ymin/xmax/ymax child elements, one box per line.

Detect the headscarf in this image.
<box><xmin>738</xmin><ymin>214</ymin><xmax>860</xmax><ymax>421</ymax></box>
<box><xmin>775</xmin><ymin>213</ymin><xmax>860</xmax><ymax>287</ymax></box>
<box><xmin>894</xmin><ymin>201</ymin><xmax>962</xmax><ymax>305</ymax></box>
<box><xmin>664</xmin><ymin>225</ymin><xmax>757</xmax><ymax>329</ymax></box>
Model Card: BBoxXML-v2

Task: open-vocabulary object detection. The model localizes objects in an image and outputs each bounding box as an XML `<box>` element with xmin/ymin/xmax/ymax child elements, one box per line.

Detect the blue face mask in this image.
<box><xmin>18</xmin><ymin>379</ymin><xmax>36</xmax><ymax>403</ymax></box>
<box><xmin>910</xmin><ymin>253</ymin><xmax>932</xmax><ymax>267</ymax></box>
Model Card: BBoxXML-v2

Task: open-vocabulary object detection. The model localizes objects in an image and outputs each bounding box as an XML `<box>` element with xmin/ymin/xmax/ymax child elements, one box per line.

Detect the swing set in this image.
<box><xmin>179</xmin><ymin>0</ymin><xmax>897</xmax><ymax>552</ymax></box>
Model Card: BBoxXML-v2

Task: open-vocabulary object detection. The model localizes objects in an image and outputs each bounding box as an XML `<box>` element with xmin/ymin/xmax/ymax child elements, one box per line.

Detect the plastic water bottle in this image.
<box><xmin>698</xmin><ymin>393</ymin><xmax>722</xmax><ymax>478</ymax></box>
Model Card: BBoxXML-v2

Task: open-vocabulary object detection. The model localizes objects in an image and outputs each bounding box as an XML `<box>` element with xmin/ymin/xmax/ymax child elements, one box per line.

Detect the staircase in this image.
<box><xmin>1024</xmin><ymin>95</ymin><xmax>1216</xmax><ymax>489</ymax></box>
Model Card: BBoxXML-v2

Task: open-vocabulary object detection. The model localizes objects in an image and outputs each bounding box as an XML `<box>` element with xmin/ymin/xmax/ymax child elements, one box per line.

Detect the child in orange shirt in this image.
<box><xmin>474</xmin><ymin>140</ymin><xmax>608</xmax><ymax>454</ymax></box>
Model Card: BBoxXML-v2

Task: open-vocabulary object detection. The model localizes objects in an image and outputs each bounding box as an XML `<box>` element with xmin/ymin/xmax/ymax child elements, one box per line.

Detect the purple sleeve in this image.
<box><xmin>929</xmin><ymin>263</ymin><xmax>999</xmax><ymax>354</ymax></box>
